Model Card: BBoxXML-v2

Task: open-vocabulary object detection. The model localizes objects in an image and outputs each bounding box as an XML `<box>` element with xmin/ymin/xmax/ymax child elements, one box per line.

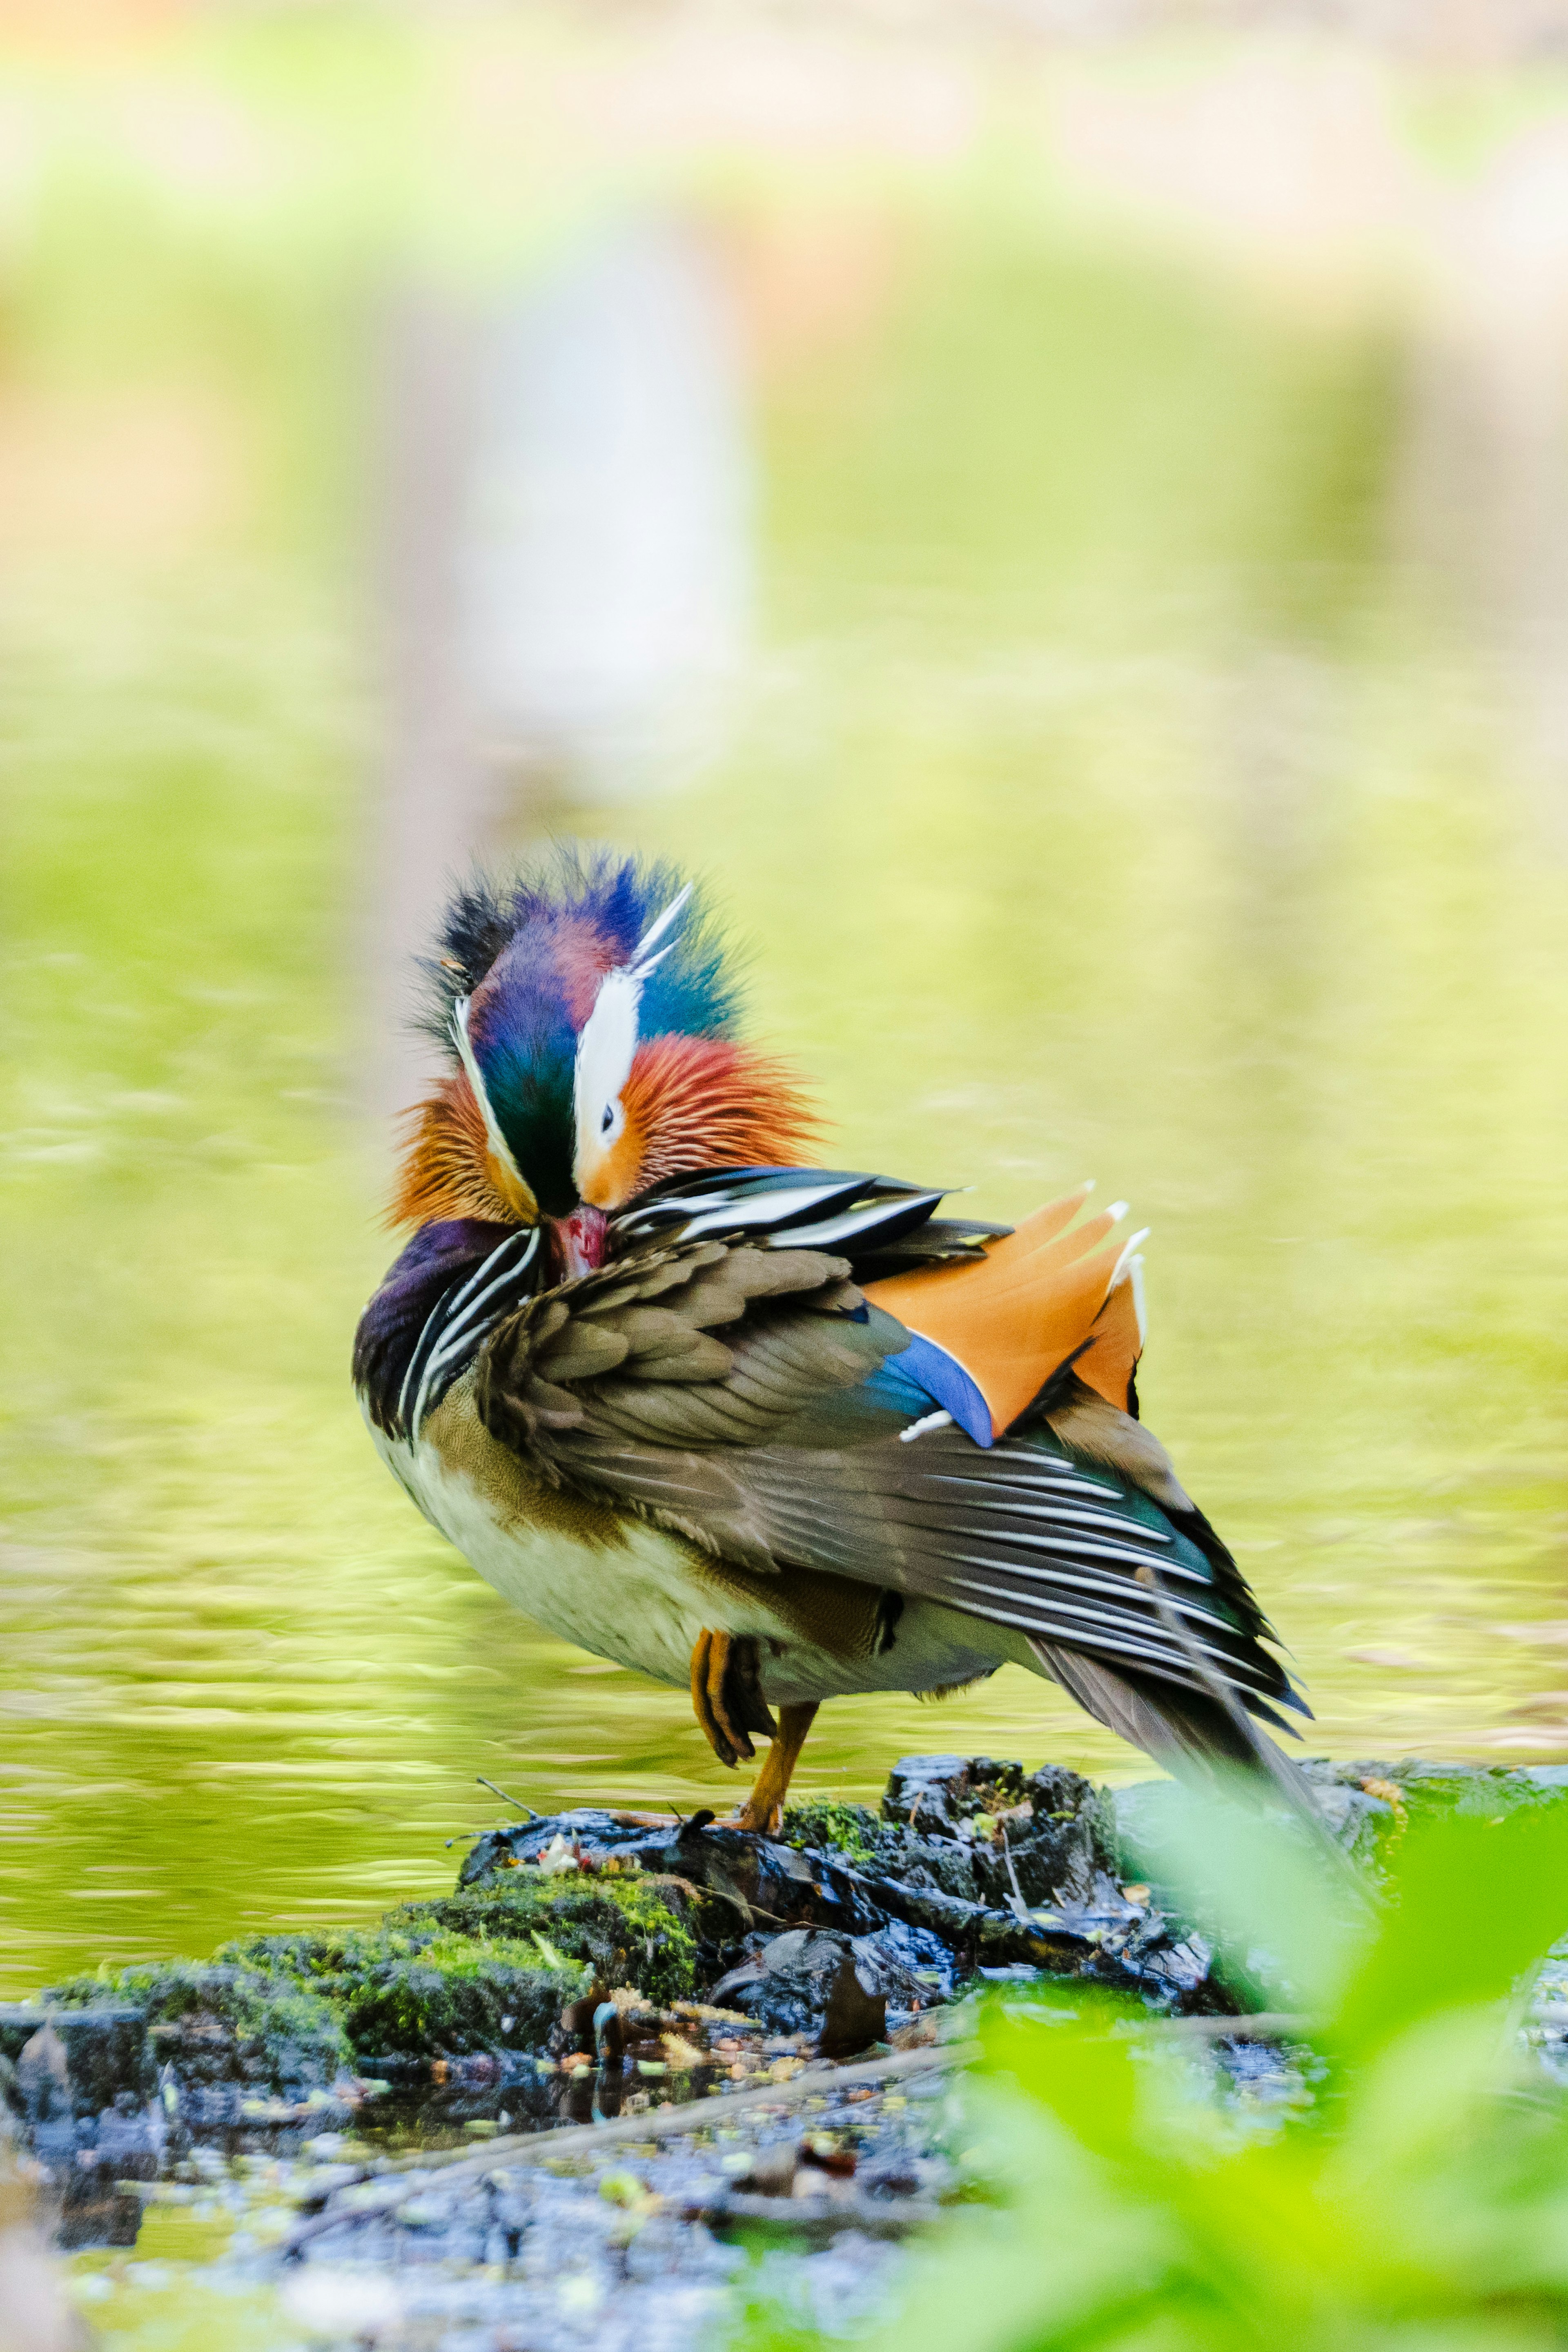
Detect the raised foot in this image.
<box><xmin>689</xmin><ymin>1629</ymin><xmax>777</xmax><ymax>1769</ymax></box>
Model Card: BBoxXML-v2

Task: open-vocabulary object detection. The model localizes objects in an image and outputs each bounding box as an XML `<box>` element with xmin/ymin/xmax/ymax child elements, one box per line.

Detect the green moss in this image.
<box><xmin>213</xmin><ymin>1870</ymin><xmax>702</xmax><ymax>2062</ymax></box>
<box><xmin>43</xmin><ymin>1864</ymin><xmax>706</xmax><ymax>2081</ymax></box>
<box><xmin>46</xmin><ymin>1961</ymin><xmax>350</xmax><ymax>2093</ymax></box>
<box><xmin>781</xmin><ymin>1801</ymin><xmax>880</xmax><ymax>1865</ymax></box>
<box><xmin>398</xmin><ymin>1870</ymin><xmax>704</xmax><ymax>2009</ymax></box>
<box><xmin>216</xmin><ymin>1923</ymin><xmax>573</xmax><ymax>2064</ymax></box>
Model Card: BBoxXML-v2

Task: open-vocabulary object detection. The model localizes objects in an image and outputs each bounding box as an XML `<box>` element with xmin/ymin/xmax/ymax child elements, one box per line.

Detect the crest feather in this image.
<box><xmin>417</xmin><ymin>848</ymin><xmax>738</xmax><ymax>1054</ymax></box>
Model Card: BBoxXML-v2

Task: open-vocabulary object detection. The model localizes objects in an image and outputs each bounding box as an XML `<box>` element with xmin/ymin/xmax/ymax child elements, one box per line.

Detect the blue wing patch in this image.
<box><xmin>866</xmin><ymin>1333</ymin><xmax>994</xmax><ymax>1449</ymax></box>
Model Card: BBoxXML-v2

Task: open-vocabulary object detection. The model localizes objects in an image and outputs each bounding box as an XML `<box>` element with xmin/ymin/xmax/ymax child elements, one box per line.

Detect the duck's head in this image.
<box><xmin>390</xmin><ymin>850</ymin><xmax>818</xmax><ymax>1278</ymax></box>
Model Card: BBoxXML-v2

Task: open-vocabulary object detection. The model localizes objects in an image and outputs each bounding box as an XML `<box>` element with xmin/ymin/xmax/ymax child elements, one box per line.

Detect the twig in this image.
<box><xmin>283</xmin><ymin>2005</ymin><xmax>1327</xmax><ymax>2257</ymax></box>
<box><xmin>1135</xmin><ymin>2011</ymin><xmax>1317</xmax><ymax>2040</ymax></box>
<box><xmin>695</xmin><ymin>2190</ymin><xmax>943</xmax><ymax>2239</ymax></box>
<box><xmin>998</xmin><ymin>1828</ymin><xmax>1031</xmax><ymax>1926</ymax></box>
<box><xmin>477</xmin><ymin>1775</ymin><xmax>538</xmax><ymax>1820</ymax></box>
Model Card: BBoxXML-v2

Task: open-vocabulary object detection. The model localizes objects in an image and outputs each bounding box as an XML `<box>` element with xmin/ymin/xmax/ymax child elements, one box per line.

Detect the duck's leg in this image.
<box><xmin>688</xmin><ymin>1630</ymin><xmax>818</xmax><ymax>1831</ymax></box>
<box><xmin>731</xmin><ymin>1703</ymin><xmax>819</xmax><ymax>1835</ymax></box>
<box><xmin>690</xmin><ymin>1629</ymin><xmax>777</xmax><ymax>1769</ymax></box>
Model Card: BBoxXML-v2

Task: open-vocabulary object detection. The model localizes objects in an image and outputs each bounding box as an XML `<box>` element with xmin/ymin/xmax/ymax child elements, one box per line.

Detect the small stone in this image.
<box><xmin>282</xmin><ymin>2267</ymin><xmax>404</xmax><ymax>2337</ymax></box>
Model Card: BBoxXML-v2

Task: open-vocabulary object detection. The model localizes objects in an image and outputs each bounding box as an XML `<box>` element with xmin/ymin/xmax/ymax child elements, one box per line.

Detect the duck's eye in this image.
<box><xmin>601</xmin><ymin>1103</ymin><xmax>615</xmax><ymax>1135</ymax></box>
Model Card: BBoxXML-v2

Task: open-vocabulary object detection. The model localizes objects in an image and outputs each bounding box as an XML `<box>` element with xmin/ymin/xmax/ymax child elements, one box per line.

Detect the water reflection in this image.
<box><xmin>1395</xmin><ymin>116</ymin><xmax>1568</xmax><ymax>817</ymax></box>
<box><xmin>463</xmin><ymin>221</ymin><xmax>751</xmax><ymax>795</ymax></box>
<box><xmin>5</xmin><ymin>83</ymin><xmax>1568</xmax><ymax>1998</ymax></box>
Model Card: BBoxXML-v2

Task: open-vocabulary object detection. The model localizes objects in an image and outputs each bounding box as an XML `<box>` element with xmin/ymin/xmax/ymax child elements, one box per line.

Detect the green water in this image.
<box><xmin>4</xmin><ymin>125</ymin><xmax>1568</xmax><ymax>1999</ymax></box>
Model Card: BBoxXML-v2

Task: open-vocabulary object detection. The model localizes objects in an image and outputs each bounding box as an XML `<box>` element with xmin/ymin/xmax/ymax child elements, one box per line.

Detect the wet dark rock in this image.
<box><xmin>461</xmin><ymin>1809</ymin><xmax>827</xmax><ymax>1964</ymax></box>
<box><xmin>0</xmin><ymin>2008</ymin><xmax>161</xmax><ymax>2249</ymax></box>
<box><xmin>0</xmin><ymin>2007</ymin><xmax>152</xmax><ymax>2121</ymax></box>
<box><xmin>1114</xmin><ymin>1757</ymin><xmax>1568</xmax><ymax>1918</ymax></box>
<box><xmin>18</xmin><ymin>1746</ymin><xmax>1226</xmax><ymax>2205</ymax></box>
<box><xmin>459</xmin><ymin>1755</ymin><xmax>1225</xmax><ymax>2019</ymax></box>
<box><xmin>36</xmin><ymin>1967</ymin><xmax>363</xmax><ymax>2176</ymax></box>
<box><xmin>44</xmin><ymin>1963</ymin><xmax>352</xmax><ymax>2128</ymax></box>
<box><xmin>709</xmin><ymin>1928</ymin><xmax>903</xmax><ymax>2053</ymax></box>
<box><xmin>818</xmin><ymin>1953</ymin><xmax>889</xmax><ymax>2059</ymax></box>
<box><xmin>1305</xmin><ymin>1758</ymin><xmax>1568</xmax><ymax>1833</ymax></box>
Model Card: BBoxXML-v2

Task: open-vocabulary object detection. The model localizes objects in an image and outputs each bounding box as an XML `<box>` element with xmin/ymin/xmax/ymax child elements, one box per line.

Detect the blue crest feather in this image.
<box><xmin>417</xmin><ymin>844</ymin><xmax>740</xmax><ymax>1051</ymax></box>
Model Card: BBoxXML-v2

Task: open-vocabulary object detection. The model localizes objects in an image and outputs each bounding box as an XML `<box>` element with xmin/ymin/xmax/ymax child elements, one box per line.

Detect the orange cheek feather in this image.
<box><xmin>389</xmin><ymin>1075</ymin><xmax>530</xmax><ymax>1229</ymax></box>
<box><xmin>578</xmin><ymin>1110</ymin><xmax>648</xmax><ymax>1211</ymax></box>
<box><xmin>615</xmin><ymin>1037</ymin><xmax>820</xmax><ymax>1197</ymax></box>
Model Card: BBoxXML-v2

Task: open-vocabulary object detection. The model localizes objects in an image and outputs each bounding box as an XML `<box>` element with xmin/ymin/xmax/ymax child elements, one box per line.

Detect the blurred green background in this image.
<box><xmin>3</xmin><ymin>4</ymin><xmax>1568</xmax><ymax>1995</ymax></box>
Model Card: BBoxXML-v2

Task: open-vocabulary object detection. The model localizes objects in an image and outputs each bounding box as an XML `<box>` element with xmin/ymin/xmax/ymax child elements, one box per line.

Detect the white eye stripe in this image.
<box><xmin>452</xmin><ymin>998</ymin><xmax>531</xmax><ymax>1201</ymax></box>
<box><xmin>571</xmin><ymin>886</ymin><xmax>691</xmax><ymax>1185</ymax></box>
<box><xmin>573</xmin><ymin>966</ymin><xmax>640</xmax><ymax>1174</ymax></box>
<box><xmin>628</xmin><ymin>881</ymin><xmax>692</xmax><ymax>976</ymax></box>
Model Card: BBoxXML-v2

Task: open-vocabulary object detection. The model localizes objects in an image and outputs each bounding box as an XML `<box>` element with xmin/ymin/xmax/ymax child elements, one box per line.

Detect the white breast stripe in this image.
<box><xmin>405</xmin><ymin>1228</ymin><xmax>541</xmax><ymax>1442</ymax></box>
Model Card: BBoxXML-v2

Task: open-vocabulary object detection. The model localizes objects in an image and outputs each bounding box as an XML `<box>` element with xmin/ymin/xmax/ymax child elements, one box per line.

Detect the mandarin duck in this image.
<box><xmin>354</xmin><ymin>850</ymin><xmax>1309</xmax><ymax>1833</ymax></box>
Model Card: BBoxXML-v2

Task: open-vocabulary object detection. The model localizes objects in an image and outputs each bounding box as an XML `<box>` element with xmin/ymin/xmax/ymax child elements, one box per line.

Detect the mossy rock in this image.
<box><xmin>781</xmin><ymin>1801</ymin><xmax>880</xmax><ymax>1864</ymax></box>
<box><xmin>46</xmin><ymin>1962</ymin><xmax>350</xmax><ymax>2095</ymax></box>
<box><xmin>401</xmin><ymin>1871</ymin><xmax>703</xmax><ymax>2009</ymax></box>
<box><xmin>220</xmin><ymin>1923</ymin><xmax>581</xmax><ymax>2064</ymax></box>
<box><xmin>1298</xmin><ymin>1761</ymin><xmax>1568</xmax><ymax>1867</ymax></box>
<box><xmin>1341</xmin><ymin>1761</ymin><xmax>1568</xmax><ymax>1822</ymax></box>
<box><xmin>47</xmin><ymin>1865</ymin><xmax>705</xmax><ymax>2082</ymax></box>
<box><xmin>220</xmin><ymin>1873</ymin><xmax>700</xmax><ymax>2062</ymax></box>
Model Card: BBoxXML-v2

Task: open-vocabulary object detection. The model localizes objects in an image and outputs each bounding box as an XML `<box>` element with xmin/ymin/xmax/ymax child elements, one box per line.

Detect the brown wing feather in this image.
<box><xmin>473</xmin><ymin>1237</ymin><xmax>1302</xmax><ymax>1729</ymax></box>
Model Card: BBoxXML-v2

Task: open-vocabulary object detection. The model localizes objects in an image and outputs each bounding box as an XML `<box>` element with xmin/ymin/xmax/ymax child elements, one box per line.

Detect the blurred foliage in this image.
<box><xmin>747</xmin><ymin>1799</ymin><xmax>1568</xmax><ymax>2351</ymax></box>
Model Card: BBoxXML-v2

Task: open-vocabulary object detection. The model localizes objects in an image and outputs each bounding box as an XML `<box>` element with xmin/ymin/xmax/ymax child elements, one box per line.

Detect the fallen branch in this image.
<box><xmin>1143</xmin><ymin>2011</ymin><xmax>1316</xmax><ymax>2040</ymax></box>
<box><xmin>284</xmin><ymin>2038</ymin><xmax>968</xmax><ymax>2254</ymax></box>
<box><xmin>693</xmin><ymin>2189</ymin><xmax>944</xmax><ymax>2240</ymax></box>
<box><xmin>284</xmin><ymin>2004</ymin><xmax>1331</xmax><ymax>2256</ymax></box>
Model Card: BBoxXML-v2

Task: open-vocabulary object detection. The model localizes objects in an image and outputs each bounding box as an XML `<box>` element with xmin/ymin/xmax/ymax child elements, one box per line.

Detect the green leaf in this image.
<box><xmin>1331</xmin><ymin>1809</ymin><xmax>1568</xmax><ymax>2064</ymax></box>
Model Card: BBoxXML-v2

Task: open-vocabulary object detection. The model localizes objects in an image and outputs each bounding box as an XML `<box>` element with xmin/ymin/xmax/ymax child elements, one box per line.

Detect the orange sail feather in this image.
<box><xmin>864</xmin><ymin>1185</ymin><xmax>1145</xmax><ymax>1437</ymax></box>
